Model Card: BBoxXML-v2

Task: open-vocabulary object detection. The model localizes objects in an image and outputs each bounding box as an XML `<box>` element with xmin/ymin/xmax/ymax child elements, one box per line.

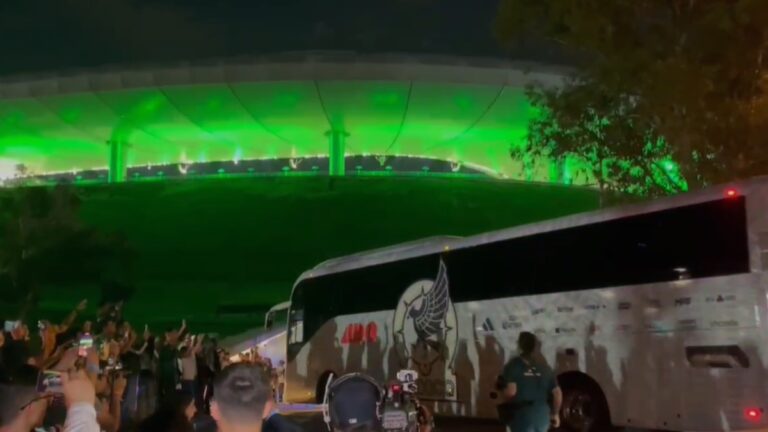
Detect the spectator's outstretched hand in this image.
<box><xmin>76</xmin><ymin>299</ymin><xmax>88</xmax><ymax>312</ymax></box>
<box><xmin>62</xmin><ymin>370</ymin><xmax>96</xmax><ymax>407</ymax></box>
<box><xmin>53</xmin><ymin>347</ymin><xmax>80</xmax><ymax>372</ymax></box>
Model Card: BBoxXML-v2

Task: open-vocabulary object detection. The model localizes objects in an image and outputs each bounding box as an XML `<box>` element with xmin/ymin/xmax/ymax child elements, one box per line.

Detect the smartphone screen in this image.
<box><xmin>36</xmin><ymin>370</ymin><xmax>63</xmax><ymax>394</ymax></box>
<box><xmin>3</xmin><ymin>320</ymin><xmax>19</xmax><ymax>333</ymax></box>
<box><xmin>78</xmin><ymin>333</ymin><xmax>93</xmax><ymax>357</ymax></box>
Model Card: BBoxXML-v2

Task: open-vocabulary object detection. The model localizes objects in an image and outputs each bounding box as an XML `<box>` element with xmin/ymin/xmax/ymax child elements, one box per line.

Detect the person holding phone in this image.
<box><xmin>62</xmin><ymin>370</ymin><xmax>101</xmax><ymax>432</ymax></box>
<box><xmin>40</xmin><ymin>299</ymin><xmax>88</xmax><ymax>361</ymax></box>
<box><xmin>3</xmin><ymin>321</ymin><xmax>32</xmax><ymax>376</ymax></box>
<box><xmin>96</xmin><ymin>319</ymin><xmax>118</xmax><ymax>364</ymax></box>
<box><xmin>179</xmin><ymin>334</ymin><xmax>203</xmax><ymax>412</ymax></box>
<box><xmin>0</xmin><ymin>362</ymin><xmax>101</xmax><ymax>432</ymax></box>
<box><xmin>0</xmin><ymin>365</ymin><xmax>48</xmax><ymax>432</ymax></box>
<box><xmin>135</xmin><ymin>325</ymin><xmax>158</xmax><ymax>419</ymax></box>
<box><xmin>158</xmin><ymin>320</ymin><xmax>186</xmax><ymax>405</ymax></box>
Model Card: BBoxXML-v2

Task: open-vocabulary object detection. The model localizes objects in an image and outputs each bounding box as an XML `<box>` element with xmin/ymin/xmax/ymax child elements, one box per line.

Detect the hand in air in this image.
<box><xmin>62</xmin><ymin>370</ymin><xmax>96</xmax><ymax>407</ymax></box>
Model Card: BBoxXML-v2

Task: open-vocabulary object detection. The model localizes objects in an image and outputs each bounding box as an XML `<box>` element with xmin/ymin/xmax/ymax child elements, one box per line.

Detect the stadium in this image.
<box><xmin>0</xmin><ymin>53</ymin><xmax>603</xmax><ymax>332</ymax></box>
<box><xmin>0</xmin><ymin>53</ymin><xmax>585</xmax><ymax>183</ymax></box>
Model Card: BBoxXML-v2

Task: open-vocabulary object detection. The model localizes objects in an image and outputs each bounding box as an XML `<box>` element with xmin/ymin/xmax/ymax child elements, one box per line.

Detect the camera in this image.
<box><xmin>381</xmin><ymin>369</ymin><xmax>431</xmax><ymax>432</ymax></box>
<box><xmin>395</xmin><ymin>369</ymin><xmax>419</xmax><ymax>394</ymax></box>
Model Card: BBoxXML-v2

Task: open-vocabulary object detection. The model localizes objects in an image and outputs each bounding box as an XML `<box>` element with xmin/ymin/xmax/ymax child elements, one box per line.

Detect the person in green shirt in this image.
<box><xmin>501</xmin><ymin>332</ymin><xmax>562</xmax><ymax>432</ymax></box>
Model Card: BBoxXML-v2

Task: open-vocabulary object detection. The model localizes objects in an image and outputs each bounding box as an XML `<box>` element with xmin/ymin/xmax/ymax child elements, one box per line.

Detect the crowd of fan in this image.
<box><xmin>0</xmin><ymin>299</ymin><xmax>298</xmax><ymax>432</ymax></box>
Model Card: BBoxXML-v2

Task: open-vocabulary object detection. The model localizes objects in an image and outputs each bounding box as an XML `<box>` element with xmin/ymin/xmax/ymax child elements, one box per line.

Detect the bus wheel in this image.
<box><xmin>558</xmin><ymin>373</ymin><xmax>610</xmax><ymax>432</ymax></box>
<box><xmin>315</xmin><ymin>370</ymin><xmax>336</xmax><ymax>404</ymax></box>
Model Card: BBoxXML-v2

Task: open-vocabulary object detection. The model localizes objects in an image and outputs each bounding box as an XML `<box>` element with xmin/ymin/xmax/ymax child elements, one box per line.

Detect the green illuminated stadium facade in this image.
<box><xmin>0</xmin><ymin>53</ymin><xmax>580</xmax><ymax>184</ymax></box>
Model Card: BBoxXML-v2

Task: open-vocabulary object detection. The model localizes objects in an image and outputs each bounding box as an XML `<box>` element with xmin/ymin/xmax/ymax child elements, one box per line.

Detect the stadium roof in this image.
<box><xmin>0</xmin><ymin>53</ymin><xmax>572</xmax><ymax>182</ymax></box>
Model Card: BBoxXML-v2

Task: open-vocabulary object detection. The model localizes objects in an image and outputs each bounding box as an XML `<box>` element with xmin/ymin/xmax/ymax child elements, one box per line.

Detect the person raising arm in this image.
<box><xmin>62</xmin><ymin>369</ymin><xmax>101</xmax><ymax>432</ymax></box>
<box><xmin>41</xmin><ymin>299</ymin><xmax>88</xmax><ymax>361</ymax></box>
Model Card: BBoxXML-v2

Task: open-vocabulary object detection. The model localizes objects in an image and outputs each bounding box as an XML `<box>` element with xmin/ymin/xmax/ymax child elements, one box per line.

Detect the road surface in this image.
<box><xmin>280</xmin><ymin>404</ymin><xmax>665</xmax><ymax>431</ymax></box>
<box><xmin>290</xmin><ymin>413</ymin><xmax>504</xmax><ymax>431</ymax></box>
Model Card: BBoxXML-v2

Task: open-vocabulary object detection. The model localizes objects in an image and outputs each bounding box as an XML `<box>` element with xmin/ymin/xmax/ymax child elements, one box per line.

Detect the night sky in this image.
<box><xmin>0</xmin><ymin>0</ymin><xmax>563</xmax><ymax>77</ymax></box>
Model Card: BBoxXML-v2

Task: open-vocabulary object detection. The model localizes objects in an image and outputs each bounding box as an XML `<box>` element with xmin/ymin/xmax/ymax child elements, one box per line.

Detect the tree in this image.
<box><xmin>0</xmin><ymin>184</ymin><xmax>135</xmax><ymax>311</ymax></box>
<box><xmin>497</xmin><ymin>0</ymin><xmax>768</xmax><ymax>193</ymax></box>
<box><xmin>517</xmin><ymin>80</ymin><xmax>687</xmax><ymax>197</ymax></box>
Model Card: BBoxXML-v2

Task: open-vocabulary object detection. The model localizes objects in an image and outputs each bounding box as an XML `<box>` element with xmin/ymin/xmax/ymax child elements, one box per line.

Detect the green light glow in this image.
<box><xmin>327</xmin><ymin>130</ymin><xmax>348</xmax><ymax>176</ymax></box>
<box><xmin>0</xmin><ymin>81</ymin><xmax>570</xmax><ymax>184</ymax></box>
<box><xmin>108</xmin><ymin>140</ymin><xmax>127</xmax><ymax>183</ymax></box>
<box><xmin>233</xmin><ymin>148</ymin><xmax>242</xmax><ymax>164</ymax></box>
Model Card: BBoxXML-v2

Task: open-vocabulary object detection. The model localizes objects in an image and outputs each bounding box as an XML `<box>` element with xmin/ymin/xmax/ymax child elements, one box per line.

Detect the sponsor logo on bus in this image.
<box><xmin>646</xmin><ymin>299</ymin><xmax>662</xmax><ymax>309</ymax></box>
<box><xmin>557</xmin><ymin>306</ymin><xmax>574</xmax><ymax>313</ymax></box>
<box><xmin>584</xmin><ymin>304</ymin><xmax>606</xmax><ymax>311</ymax></box>
<box><xmin>555</xmin><ymin>327</ymin><xmax>576</xmax><ymax>334</ymax></box>
<box><xmin>341</xmin><ymin>322</ymin><xmax>378</xmax><ymax>345</ymax></box>
<box><xmin>674</xmin><ymin>297</ymin><xmax>692</xmax><ymax>307</ymax></box>
<box><xmin>677</xmin><ymin>319</ymin><xmax>697</xmax><ymax>330</ymax></box>
<box><xmin>502</xmin><ymin>320</ymin><xmax>522</xmax><ymax>330</ymax></box>
<box><xmin>531</xmin><ymin>307</ymin><xmax>546</xmax><ymax>316</ymax></box>
<box><xmin>618</xmin><ymin>301</ymin><xmax>631</xmax><ymax>311</ymax></box>
<box><xmin>645</xmin><ymin>321</ymin><xmax>669</xmax><ymax>332</ymax></box>
<box><xmin>710</xmin><ymin>319</ymin><xmax>739</xmax><ymax>328</ymax></box>
<box><xmin>393</xmin><ymin>260</ymin><xmax>458</xmax><ymax>379</ymax></box>
<box><xmin>706</xmin><ymin>294</ymin><xmax>736</xmax><ymax>303</ymax></box>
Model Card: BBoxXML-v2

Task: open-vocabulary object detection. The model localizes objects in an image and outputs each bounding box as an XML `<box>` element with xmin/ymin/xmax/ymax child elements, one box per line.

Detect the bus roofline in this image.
<box><xmin>267</xmin><ymin>301</ymin><xmax>291</xmax><ymax>314</ymax></box>
<box><xmin>290</xmin><ymin>236</ymin><xmax>461</xmax><ymax>297</ymax></box>
<box><xmin>311</xmin><ymin>235</ymin><xmax>462</xmax><ymax>270</ymax></box>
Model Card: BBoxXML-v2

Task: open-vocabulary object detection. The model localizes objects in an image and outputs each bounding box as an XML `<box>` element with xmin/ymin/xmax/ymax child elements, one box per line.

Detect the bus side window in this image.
<box><xmin>289</xmin><ymin>321</ymin><xmax>304</xmax><ymax>344</ymax></box>
<box><xmin>289</xmin><ymin>309</ymin><xmax>304</xmax><ymax>344</ymax></box>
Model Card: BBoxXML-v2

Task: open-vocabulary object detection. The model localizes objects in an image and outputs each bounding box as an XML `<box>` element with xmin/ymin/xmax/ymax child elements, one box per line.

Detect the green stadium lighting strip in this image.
<box><xmin>0</xmin><ymin>54</ymin><xmax>687</xmax><ymax>189</ymax></box>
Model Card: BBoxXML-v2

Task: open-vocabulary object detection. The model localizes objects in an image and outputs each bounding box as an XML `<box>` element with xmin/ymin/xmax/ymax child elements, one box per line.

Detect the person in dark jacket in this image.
<box><xmin>158</xmin><ymin>321</ymin><xmax>186</xmax><ymax>405</ymax></box>
<box><xmin>501</xmin><ymin>332</ymin><xmax>562</xmax><ymax>432</ymax></box>
<box><xmin>137</xmin><ymin>391</ymin><xmax>196</xmax><ymax>432</ymax></box>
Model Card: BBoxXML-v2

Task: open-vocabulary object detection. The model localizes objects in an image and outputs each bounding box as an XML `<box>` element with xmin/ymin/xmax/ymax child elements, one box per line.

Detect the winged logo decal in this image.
<box><xmin>392</xmin><ymin>259</ymin><xmax>458</xmax><ymax>377</ymax></box>
<box><xmin>409</xmin><ymin>260</ymin><xmax>450</xmax><ymax>342</ymax></box>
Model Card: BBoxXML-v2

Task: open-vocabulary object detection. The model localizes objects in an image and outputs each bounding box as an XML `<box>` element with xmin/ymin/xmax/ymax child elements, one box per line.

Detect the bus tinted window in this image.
<box><xmin>448</xmin><ymin>196</ymin><xmax>749</xmax><ymax>298</ymax></box>
<box><xmin>534</xmin><ymin>196</ymin><xmax>748</xmax><ymax>292</ymax></box>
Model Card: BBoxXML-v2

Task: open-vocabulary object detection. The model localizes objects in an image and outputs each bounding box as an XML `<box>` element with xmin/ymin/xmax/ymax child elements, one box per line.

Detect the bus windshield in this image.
<box><xmin>265</xmin><ymin>301</ymin><xmax>290</xmax><ymax>330</ymax></box>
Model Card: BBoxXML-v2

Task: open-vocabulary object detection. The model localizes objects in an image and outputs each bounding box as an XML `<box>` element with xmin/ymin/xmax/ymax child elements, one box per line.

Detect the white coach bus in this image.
<box><xmin>284</xmin><ymin>178</ymin><xmax>768</xmax><ymax>432</ymax></box>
